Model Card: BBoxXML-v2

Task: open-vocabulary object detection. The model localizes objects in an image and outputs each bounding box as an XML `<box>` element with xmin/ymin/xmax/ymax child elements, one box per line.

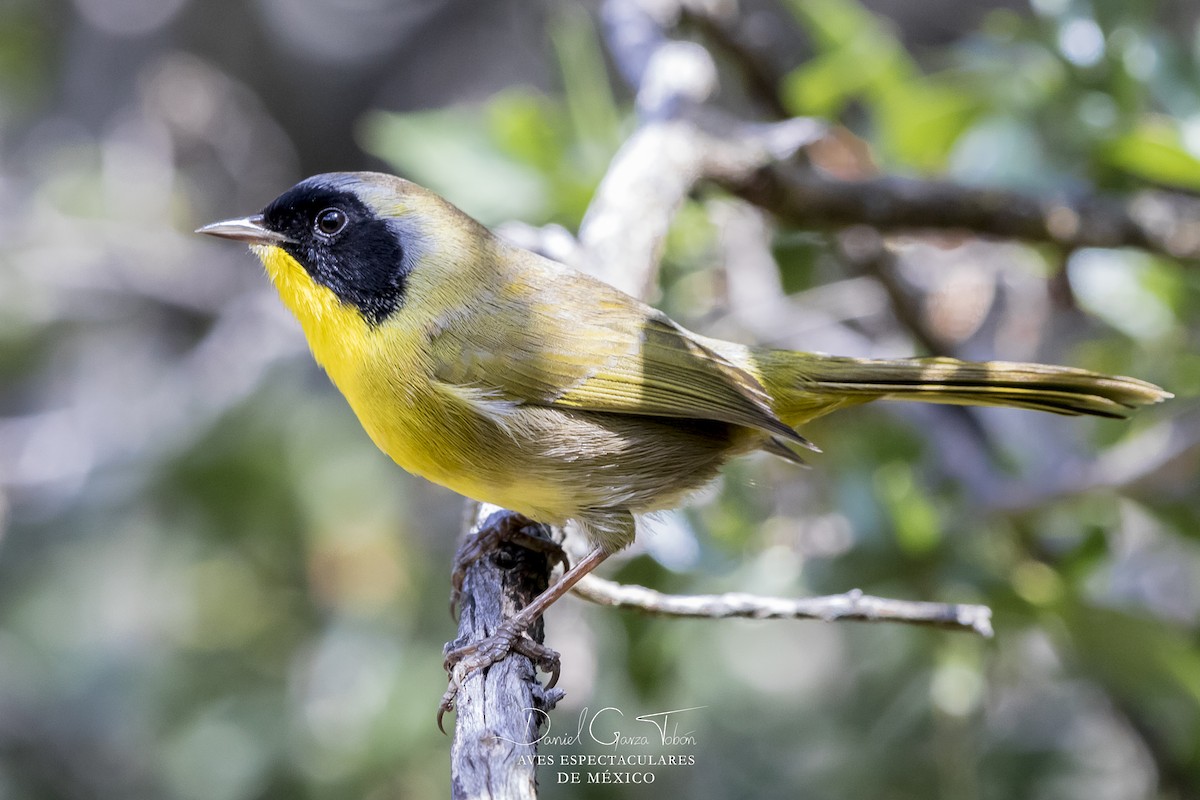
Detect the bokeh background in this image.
<box><xmin>1</xmin><ymin>0</ymin><xmax>1198</xmax><ymax>797</ymax></box>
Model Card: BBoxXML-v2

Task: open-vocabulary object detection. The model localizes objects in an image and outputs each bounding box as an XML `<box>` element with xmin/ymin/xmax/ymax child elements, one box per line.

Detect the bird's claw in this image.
<box><xmin>437</xmin><ymin>618</ymin><xmax>562</xmax><ymax>734</ymax></box>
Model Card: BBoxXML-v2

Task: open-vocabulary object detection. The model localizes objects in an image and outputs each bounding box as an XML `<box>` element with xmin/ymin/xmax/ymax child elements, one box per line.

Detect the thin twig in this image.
<box><xmin>573</xmin><ymin>574</ymin><xmax>994</xmax><ymax>637</ymax></box>
<box><xmin>834</xmin><ymin>226</ymin><xmax>955</xmax><ymax>356</ymax></box>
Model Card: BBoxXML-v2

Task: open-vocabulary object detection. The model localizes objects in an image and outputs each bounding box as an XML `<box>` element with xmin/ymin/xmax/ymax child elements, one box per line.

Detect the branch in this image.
<box><xmin>447</xmin><ymin>508</ymin><xmax>563</xmax><ymax>799</ymax></box>
<box><xmin>670</xmin><ymin>0</ymin><xmax>1200</xmax><ymax>263</ymax></box>
<box><xmin>569</xmin><ymin>0</ymin><xmax>1003</xmax><ymax>639</ymax></box>
<box><xmin>678</xmin><ymin>2</ymin><xmax>793</xmax><ymax>119</ymax></box>
<box><xmin>833</xmin><ymin>226</ymin><xmax>955</xmax><ymax>356</ymax></box>
<box><xmin>725</xmin><ymin>164</ymin><xmax>1200</xmax><ymax>260</ymax></box>
<box><xmin>572</xmin><ymin>574</ymin><xmax>994</xmax><ymax>637</ymax></box>
<box><xmin>582</xmin><ymin>0</ymin><xmax>826</xmax><ymax>292</ymax></box>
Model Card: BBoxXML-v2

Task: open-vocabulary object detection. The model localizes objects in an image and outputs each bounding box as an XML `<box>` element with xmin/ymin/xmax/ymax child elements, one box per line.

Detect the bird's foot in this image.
<box><xmin>438</xmin><ymin>615</ymin><xmax>561</xmax><ymax>733</ymax></box>
<box><xmin>449</xmin><ymin>514</ymin><xmax>567</xmax><ymax>617</ymax></box>
<box><xmin>439</xmin><ymin>545</ymin><xmax>609</xmax><ymax>733</ymax></box>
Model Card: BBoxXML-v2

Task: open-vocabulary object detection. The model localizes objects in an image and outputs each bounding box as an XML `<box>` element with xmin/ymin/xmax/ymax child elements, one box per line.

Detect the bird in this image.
<box><xmin>198</xmin><ymin>171</ymin><xmax>1169</xmax><ymax>713</ymax></box>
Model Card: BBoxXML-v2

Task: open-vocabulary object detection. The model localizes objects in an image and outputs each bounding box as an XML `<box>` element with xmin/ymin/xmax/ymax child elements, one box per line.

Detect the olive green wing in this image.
<box><xmin>427</xmin><ymin>278</ymin><xmax>806</xmax><ymax>446</ymax></box>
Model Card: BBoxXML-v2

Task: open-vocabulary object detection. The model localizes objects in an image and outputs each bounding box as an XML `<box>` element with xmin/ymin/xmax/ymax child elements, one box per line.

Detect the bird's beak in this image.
<box><xmin>195</xmin><ymin>215</ymin><xmax>293</xmax><ymax>245</ymax></box>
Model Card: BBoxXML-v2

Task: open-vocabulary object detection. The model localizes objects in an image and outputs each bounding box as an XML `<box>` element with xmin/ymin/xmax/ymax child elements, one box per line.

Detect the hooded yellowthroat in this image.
<box><xmin>198</xmin><ymin>171</ymin><xmax>1169</xmax><ymax>695</ymax></box>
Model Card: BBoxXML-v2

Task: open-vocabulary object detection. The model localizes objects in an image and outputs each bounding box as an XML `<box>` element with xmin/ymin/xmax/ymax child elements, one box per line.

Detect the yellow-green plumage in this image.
<box><xmin>746</xmin><ymin>349</ymin><xmax>1165</xmax><ymax>424</ymax></box>
<box><xmin>201</xmin><ymin>172</ymin><xmax>1170</xmax><ymax>552</ymax></box>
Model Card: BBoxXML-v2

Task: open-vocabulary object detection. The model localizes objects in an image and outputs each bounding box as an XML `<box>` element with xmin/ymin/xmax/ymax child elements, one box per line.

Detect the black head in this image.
<box><xmin>258</xmin><ymin>174</ymin><xmax>410</xmax><ymax>325</ymax></box>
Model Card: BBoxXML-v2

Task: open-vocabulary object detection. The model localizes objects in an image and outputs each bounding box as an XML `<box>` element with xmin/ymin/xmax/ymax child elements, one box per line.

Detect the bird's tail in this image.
<box><xmin>754</xmin><ymin>351</ymin><xmax>1171</xmax><ymax>428</ymax></box>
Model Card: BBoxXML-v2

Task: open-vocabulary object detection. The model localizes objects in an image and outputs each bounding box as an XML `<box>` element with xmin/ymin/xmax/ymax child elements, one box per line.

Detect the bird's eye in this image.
<box><xmin>314</xmin><ymin>208</ymin><xmax>347</xmax><ymax>237</ymax></box>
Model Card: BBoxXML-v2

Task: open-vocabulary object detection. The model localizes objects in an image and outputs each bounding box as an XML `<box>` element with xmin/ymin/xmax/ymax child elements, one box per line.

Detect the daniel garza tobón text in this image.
<box><xmin>502</xmin><ymin>706</ymin><xmax>704</xmax><ymax>786</ymax></box>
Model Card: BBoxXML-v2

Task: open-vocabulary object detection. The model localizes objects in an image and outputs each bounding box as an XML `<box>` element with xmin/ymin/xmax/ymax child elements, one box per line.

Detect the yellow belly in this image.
<box><xmin>330</xmin><ymin>344</ymin><xmax>575</xmax><ymax>524</ymax></box>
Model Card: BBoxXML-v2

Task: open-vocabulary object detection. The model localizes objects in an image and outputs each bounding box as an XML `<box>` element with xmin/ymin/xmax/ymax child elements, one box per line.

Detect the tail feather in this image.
<box><xmin>757</xmin><ymin>353</ymin><xmax>1171</xmax><ymax>427</ymax></box>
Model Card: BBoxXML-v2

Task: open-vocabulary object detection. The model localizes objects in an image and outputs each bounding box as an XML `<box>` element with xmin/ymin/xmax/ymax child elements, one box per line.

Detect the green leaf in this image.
<box><xmin>782</xmin><ymin>0</ymin><xmax>909</xmax><ymax>117</ymax></box>
<box><xmin>782</xmin><ymin>39</ymin><xmax>904</xmax><ymax>118</ymax></box>
<box><xmin>1100</xmin><ymin>117</ymin><xmax>1200</xmax><ymax>190</ymax></box>
<box><xmin>873</xmin><ymin>77</ymin><xmax>982</xmax><ymax>171</ymax></box>
<box><xmin>783</xmin><ymin>0</ymin><xmax>978</xmax><ymax>168</ymax></box>
<box><xmin>485</xmin><ymin>90</ymin><xmax>568</xmax><ymax>173</ymax></box>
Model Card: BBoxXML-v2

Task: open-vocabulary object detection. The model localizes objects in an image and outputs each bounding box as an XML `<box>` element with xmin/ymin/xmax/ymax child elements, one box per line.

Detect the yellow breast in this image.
<box><xmin>254</xmin><ymin>245</ymin><xmax>566</xmax><ymax>520</ymax></box>
<box><xmin>257</xmin><ymin>244</ymin><xmax>431</xmax><ymax>452</ymax></box>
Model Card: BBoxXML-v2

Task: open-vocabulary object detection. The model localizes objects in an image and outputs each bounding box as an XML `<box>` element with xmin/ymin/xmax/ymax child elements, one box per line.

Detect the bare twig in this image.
<box><xmin>573</xmin><ymin>574</ymin><xmax>995</xmax><ymax>636</ymax></box>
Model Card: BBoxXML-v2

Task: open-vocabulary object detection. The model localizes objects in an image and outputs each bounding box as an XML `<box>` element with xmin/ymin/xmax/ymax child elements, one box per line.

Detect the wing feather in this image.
<box><xmin>426</xmin><ymin>264</ymin><xmax>805</xmax><ymax>444</ymax></box>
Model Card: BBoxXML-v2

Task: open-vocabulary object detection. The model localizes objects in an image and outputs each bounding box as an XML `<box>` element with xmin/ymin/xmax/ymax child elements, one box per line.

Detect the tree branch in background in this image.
<box><xmin>678</xmin><ymin>2</ymin><xmax>793</xmax><ymax>119</ymax></box>
<box><xmin>576</xmin><ymin>8</ymin><xmax>826</xmax><ymax>292</ymax></box>
<box><xmin>833</xmin><ymin>226</ymin><xmax>956</xmax><ymax>356</ymax></box>
<box><xmin>573</xmin><ymin>574</ymin><xmax>994</xmax><ymax>636</ymax></box>
<box><xmin>725</xmin><ymin>157</ymin><xmax>1200</xmax><ymax>261</ymax></box>
<box><xmin>672</xmin><ymin>0</ymin><xmax>1200</xmax><ymax>262</ymax></box>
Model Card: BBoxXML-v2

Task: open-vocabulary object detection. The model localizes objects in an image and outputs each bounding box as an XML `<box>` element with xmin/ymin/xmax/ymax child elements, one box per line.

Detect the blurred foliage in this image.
<box><xmin>360</xmin><ymin>9</ymin><xmax>623</xmax><ymax>227</ymax></box>
<box><xmin>0</xmin><ymin>0</ymin><xmax>1198</xmax><ymax>799</ymax></box>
